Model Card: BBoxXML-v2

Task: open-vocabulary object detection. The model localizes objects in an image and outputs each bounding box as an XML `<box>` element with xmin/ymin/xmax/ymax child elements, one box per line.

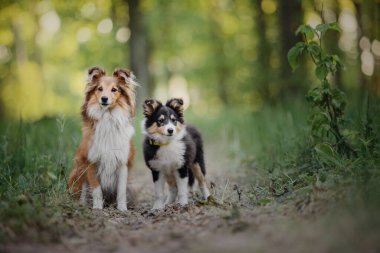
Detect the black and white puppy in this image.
<box><xmin>142</xmin><ymin>98</ymin><xmax>210</xmax><ymax>210</ymax></box>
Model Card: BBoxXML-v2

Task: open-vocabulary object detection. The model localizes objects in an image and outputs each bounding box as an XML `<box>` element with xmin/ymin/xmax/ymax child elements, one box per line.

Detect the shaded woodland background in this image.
<box><xmin>0</xmin><ymin>0</ymin><xmax>379</xmax><ymax>120</ymax></box>
<box><xmin>1</xmin><ymin>1</ymin><xmax>380</xmax><ymax>250</ymax></box>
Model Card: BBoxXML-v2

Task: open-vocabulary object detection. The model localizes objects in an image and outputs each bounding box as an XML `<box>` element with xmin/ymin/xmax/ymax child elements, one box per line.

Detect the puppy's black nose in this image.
<box><xmin>101</xmin><ymin>96</ymin><xmax>108</xmax><ymax>103</ymax></box>
<box><xmin>167</xmin><ymin>128</ymin><xmax>174</xmax><ymax>134</ymax></box>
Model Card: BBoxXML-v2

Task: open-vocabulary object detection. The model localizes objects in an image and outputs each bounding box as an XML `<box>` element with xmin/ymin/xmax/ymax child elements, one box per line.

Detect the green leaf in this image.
<box><xmin>315</xmin><ymin>63</ymin><xmax>328</xmax><ymax>81</ymax></box>
<box><xmin>315</xmin><ymin>23</ymin><xmax>330</xmax><ymax>35</ymax></box>
<box><xmin>306</xmin><ymin>87</ymin><xmax>322</xmax><ymax>104</ymax></box>
<box><xmin>287</xmin><ymin>46</ymin><xmax>302</xmax><ymax>71</ymax></box>
<box><xmin>316</xmin><ymin>22</ymin><xmax>341</xmax><ymax>35</ymax></box>
<box><xmin>307</xmin><ymin>41</ymin><xmax>321</xmax><ymax>58</ymax></box>
<box><xmin>328</xmin><ymin>22</ymin><xmax>341</xmax><ymax>32</ymax></box>
<box><xmin>296</xmin><ymin>24</ymin><xmax>316</xmax><ymax>41</ymax></box>
<box><xmin>332</xmin><ymin>55</ymin><xmax>344</xmax><ymax>69</ymax></box>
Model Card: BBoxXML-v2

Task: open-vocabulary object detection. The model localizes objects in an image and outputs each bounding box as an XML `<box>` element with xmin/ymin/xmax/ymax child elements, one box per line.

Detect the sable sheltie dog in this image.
<box><xmin>68</xmin><ymin>67</ymin><xmax>137</xmax><ymax>211</ymax></box>
<box><xmin>142</xmin><ymin>98</ymin><xmax>210</xmax><ymax>210</ymax></box>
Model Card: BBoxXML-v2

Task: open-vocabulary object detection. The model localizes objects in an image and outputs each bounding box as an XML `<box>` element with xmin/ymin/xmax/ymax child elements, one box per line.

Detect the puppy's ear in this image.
<box><xmin>113</xmin><ymin>68</ymin><xmax>138</xmax><ymax>86</ymax></box>
<box><xmin>166</xmin><ymin>98</ymin><xmax>184</xmax><ymax>121</ymax></box>
<box><xmin>143</xmin><ymin>99</ymin><xmax>162</xmax><ymax>117</ymax></box>
<box><xmin>87</xmin><ymin>67</ymin><xmax>105</xmax><ymax>83</ymax></box>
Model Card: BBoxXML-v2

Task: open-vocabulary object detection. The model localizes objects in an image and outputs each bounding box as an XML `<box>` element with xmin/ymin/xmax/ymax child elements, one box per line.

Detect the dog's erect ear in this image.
<box><xmin>113</xmin><ymin>68</ymin><xmax>138</xmax><ymax>86</ymax></box>
<box><xmin>87</xmin><ymin>67</ymin><xmax>105</xmax><ymax>83</ymax></box>
<box><xmin>143</xmin><ymin>99</ymin><xmax>162</xmax><ymax>117</ymax></box>
<box><xmin>166</xmin><ymin>98</ymin><xmax>184</xmax><ymax>121</ymax></box>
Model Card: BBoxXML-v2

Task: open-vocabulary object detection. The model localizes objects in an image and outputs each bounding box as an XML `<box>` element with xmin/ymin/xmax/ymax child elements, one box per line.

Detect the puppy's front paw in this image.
<box><xmin>178</xmin><ymin>195</ymin><xmax>188</xmax><ymax>207</ymax></box>
<box><xmin>152</xmin><ymin>201</ymin><xmax>165</xmax><ymax>211</ymax></box>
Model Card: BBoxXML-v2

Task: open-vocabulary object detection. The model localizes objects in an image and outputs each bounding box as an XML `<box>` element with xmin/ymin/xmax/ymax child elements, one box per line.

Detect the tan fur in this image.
<box><xmin>191</xmin><ymin>163</ymin><xmax>207</xmax><ymax>189</ymax></box>
<box><xmin>175</xmin><ymin>122</ymin><xmax>184</xmax><ymax>134</ymax></box>
<box><xmin>143</xmin><ymin>99</ymin><xmax>162</xmax><ymax>117</ymax></box>
<box><xmin>68</xmin><ymin>67</ymin><xmax>136</xmax><ymax>201</ymax></box>
<box><xmin>146</xmin><ymin>122</ymin><xmax>167</xmax><ymax>136</ymax></box>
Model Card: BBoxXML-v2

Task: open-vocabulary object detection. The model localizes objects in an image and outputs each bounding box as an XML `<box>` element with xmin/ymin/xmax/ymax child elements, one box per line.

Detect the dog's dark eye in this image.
<box><xmin>158</xmin><ymin>118</ymin><xmax>165</xmax><ymax>124</ymax></box>
<box><xmin>97</xmin><ymin>87</ymin><xmax>103</xmax><ymax>91</ymax></box>
<box><xmin>172</xmin><ymin>118</ymin><xmax>177</xmax><ymax>123</ymax></box>
<box><xmin>111</xmin><ymin>88</ymin><xmax>117</xmax><ymax>92</ymax></box>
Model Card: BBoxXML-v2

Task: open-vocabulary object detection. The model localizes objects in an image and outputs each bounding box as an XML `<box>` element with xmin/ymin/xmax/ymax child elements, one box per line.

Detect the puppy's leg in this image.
<box><xmin>79</xmin><ymin>180</ymin><xmax>88</xmax><ymax>205</ymax></box>
<box><xmin>117</xmin><ymin>164</ymin><xmax>128</xmax><ymax>211</ymax></box>
<box><xmin>152</xmin><ymin>170</ymin><xmax>166</xmax><ymax>210</ymax></box>
<box><xmin>175</xmin><ymin>167</ymin><xmax>188</xmax><ymax>206</ymax></box>
<box><xmin>192</xmin><ymin>163</ymin><xmax>210</xmax><ymax>200</ymax></box>
<box><xmin>87</xmin><ymin>164</ymin><xmax>103</xmax><ymax>209</ymax></box>
<box><xmin>165</xmin><ymin>175</ymin><xmax>177</xmax><ymax>205</ymax></box>
<box><xmin>188</xmin><ymin>169</ymin><xmax>195</xmax><ymax>196</ymax></box>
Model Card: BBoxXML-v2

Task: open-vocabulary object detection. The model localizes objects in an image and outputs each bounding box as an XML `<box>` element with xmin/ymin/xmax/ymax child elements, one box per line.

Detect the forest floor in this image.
<box><xmin>1</xmin><ymin>141</ymin><xmax>380</xmax><ymax>253</ymax></box>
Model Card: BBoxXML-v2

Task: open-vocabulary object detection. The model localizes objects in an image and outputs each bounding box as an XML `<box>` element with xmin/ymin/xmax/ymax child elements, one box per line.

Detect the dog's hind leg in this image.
<box><xmin>192</xmin><ymin>163</ymin><xmax>210</xmax><ymax>200</ymax></box>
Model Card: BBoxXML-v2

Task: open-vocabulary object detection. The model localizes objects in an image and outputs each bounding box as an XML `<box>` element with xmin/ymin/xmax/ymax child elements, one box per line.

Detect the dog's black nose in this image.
<box><xmin>101</xmin><ymin>96</ymin><xmax>108</xmax><ymax>103</ymax></box>
<box><xmin>167</xmin><ymin>128</ymin><xmax>174</xmax><ymax>134</ymax></box>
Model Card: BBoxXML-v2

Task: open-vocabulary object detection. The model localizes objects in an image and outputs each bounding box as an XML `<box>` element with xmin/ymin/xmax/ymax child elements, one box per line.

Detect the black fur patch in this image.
<box><xmin>144</xmin><ymin>105</ymin><xmax>183</xmax><ymax>128</ymax></box>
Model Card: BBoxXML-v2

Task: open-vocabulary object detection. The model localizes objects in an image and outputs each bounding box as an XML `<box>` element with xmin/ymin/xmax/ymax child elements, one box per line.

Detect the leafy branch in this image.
<box><xmin>288</xmin><ymin>21</ymin><xmax>355</xmax><ymax>157</ymax></box>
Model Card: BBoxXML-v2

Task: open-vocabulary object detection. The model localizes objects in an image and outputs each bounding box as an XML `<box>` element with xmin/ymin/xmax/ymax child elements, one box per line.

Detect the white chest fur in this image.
<box><xmin>88</xmin><ymin>106</ymin><xmax>134</xmax><ymax>191</ymax></box>
<box><xmin>148</xmin><ymin>140</ymin><xmax>186</xmax><ymax>174</ymax></box>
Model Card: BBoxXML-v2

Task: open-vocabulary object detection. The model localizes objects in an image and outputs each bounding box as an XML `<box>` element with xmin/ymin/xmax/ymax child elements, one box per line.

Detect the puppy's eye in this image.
<box><xmin>172</xmin><ymin>118</ymin><xmax>177</xmax><ymax>123</ymax></box>
<box><xmin>97</xmin><ymin>87</ymin><xmax>103</xmax><ymax>91</ymax></box>
<box><xmin>158</xmin><ymin>118</ymin><xmax>165</xmax><ymax>124</ymax></box>
<box><xmin>111</xmin><ymin>88</ymin><xmax>118</xmax><ymax>92</ymax></box>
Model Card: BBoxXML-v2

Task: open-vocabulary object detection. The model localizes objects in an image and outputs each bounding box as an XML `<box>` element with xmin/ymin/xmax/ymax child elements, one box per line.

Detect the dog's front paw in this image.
<box><xmin>152</xmin><ymin>201</ymin><xmax>165</xmax><ymax>211</ymax></box>
<box><xmin>93</xmin><ymin>197</ymin><xmax>103</xmax><ymax>209</ymax></box>
<box><xmin>178</xmin><ymin>195</ymin><xmax>188</xmax><ymax>207</ymax></box>
<box><xmin>117</xmin><ymin>203</ymin><xmax>128</xmax><ymax>212</ymax></box>
<box><xmin>93</xmin><ymin>203</ymin><xmax>103</xmax><ymax>210</ymax></box>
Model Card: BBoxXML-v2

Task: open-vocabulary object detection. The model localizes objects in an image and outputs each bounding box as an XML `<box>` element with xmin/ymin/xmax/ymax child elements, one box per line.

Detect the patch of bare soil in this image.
<box><xmin>2</xmin><ymin>142</ymin><xmax>380</xmax><ymax>253</ymax></box>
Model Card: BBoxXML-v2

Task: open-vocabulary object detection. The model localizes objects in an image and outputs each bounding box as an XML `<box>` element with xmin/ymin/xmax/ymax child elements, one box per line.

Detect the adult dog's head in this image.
<box><xmin>82</xmin><ymin>67</ymin><xmax>137</xmax><ymax>119</ymax></box>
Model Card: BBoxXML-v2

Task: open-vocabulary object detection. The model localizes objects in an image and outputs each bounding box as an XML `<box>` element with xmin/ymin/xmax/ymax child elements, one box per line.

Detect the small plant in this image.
<box><xmin>288</xmin><ymin>20</ymin><xmax>355</xmax><ymax>157</ymax></box>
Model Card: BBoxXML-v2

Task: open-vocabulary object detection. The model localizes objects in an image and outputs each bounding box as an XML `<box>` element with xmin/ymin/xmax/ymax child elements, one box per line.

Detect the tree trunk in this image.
<box><xmin>208</xmin><ymin>3</ymin><xmax>229</xmax><ymax>106</ymax></box>
<box><xmin>12</xmin><ymin>19</ymin><xmax>27</xmax><ymax>64</ymax></box>
<box><xmin>277</xmin><ymin>0</ymin><xmax>304</xmax><ymax>96</ymax></box>
<box><xmin>252</xmin><ymin>0</ymin><xmax>271</xmax><ymax>100</ymax></box>
<box><xmin>127</xmin><ymin>0</ymin><xmax>152</xmax><ymax>105</ymax></box>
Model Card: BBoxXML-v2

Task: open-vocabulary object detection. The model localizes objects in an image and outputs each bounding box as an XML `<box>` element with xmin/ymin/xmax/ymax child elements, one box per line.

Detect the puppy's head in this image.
<box><xmin>142</xmin><ymin>98</ymin><xmax>185</xmax><ymax>143</ymax></box>
<box><xmin>82</xmin><ymin>67</ymin><xmax>137</xmax><ymax>118</ymax></box>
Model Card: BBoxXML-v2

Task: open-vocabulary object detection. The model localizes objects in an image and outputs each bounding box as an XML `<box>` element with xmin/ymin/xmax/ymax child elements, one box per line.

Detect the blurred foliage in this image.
<box><xmin>0</xmin><ymin>0</ymin><xmax>379</xmax><ymax>120</ymax></box>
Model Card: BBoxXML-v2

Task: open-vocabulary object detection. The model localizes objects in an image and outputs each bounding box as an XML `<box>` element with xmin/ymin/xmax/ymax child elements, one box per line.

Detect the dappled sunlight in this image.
<box><xmin>116</xmin><ymin>27</ymin><xmax>131</xmax><ymax>43</ymax></box>
<box><xmin>1</xmin><ymin>62</ymin><xmax>81</xmax><ymax>120</ymax></box>
<box><xmin>2</xmin><ymin>62</ymin><xmax>45</xmax><ymax>120</ymax></box>
<box><xmin>0</xmin><ymin>0</ymin><xmax>378</xmax><ymax>121</ymax></box>
<box><xmin>168</xmin><ymin>75</ymin><xmax>190</xmax><ymax>109</ymax></box>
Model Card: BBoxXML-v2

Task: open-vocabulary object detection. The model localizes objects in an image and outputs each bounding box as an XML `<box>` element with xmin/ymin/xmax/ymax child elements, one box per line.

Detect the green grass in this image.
<box><xmin>1</xmin><ymin>97</ymin><xmax>379</xmax><ymax>241</ymax></box>
<box><xmin>0</xmin><ymin>117</ymin><xmax>80</xmax><ymax>240</ymax></box>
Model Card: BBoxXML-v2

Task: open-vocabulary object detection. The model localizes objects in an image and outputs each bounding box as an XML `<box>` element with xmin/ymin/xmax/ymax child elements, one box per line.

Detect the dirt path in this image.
<box><xmin>2</xmin><ymin>142</ymin><xmax>380</xmax><ymax>253</ymax></box>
